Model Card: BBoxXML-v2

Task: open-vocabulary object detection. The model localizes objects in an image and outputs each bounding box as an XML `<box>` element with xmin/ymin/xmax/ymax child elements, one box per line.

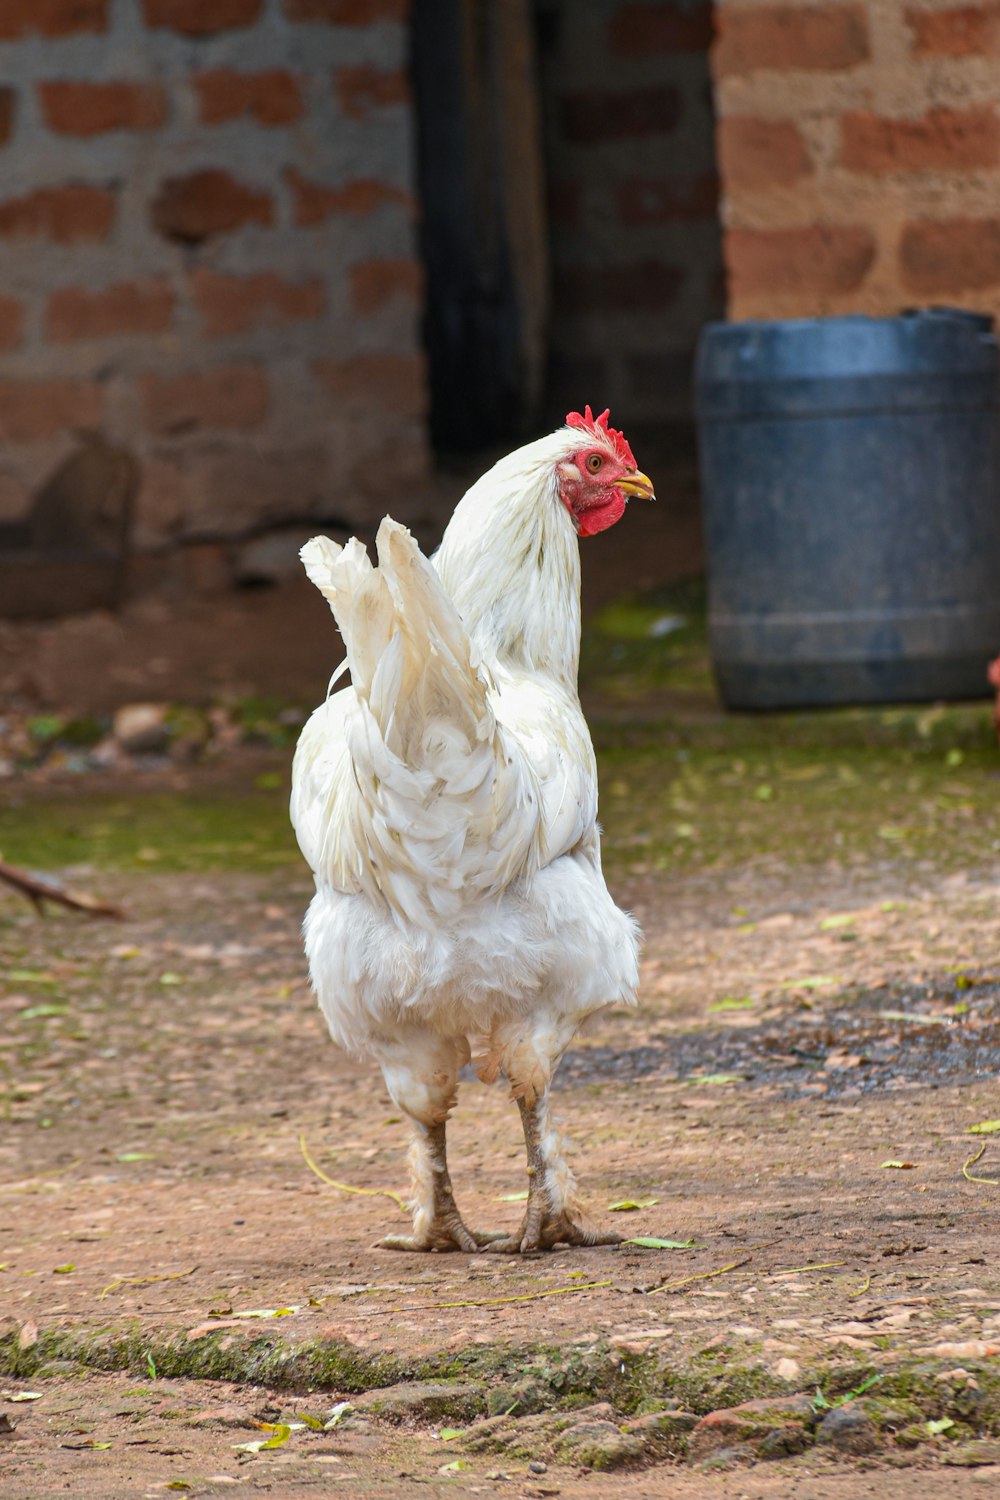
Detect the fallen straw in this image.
<box><xmin>388</xmin><ymin>1279</ymin><xmax>614</xmax><ymax>1313</ymax></box>
<box><xmin>646</xmin><ymin>1257</ymin><xmax>751</xmax><ymax>1295</ymax></box>
<box><xmin>962</xmin><ymin>1143</ymin><xmax>999</xmax><ymax>1186</ymax></box>
<box><xmin>299</xmin><ymin>1134</ymin><xmax>409</xmax><ymax>1212</ymax></box>
<box><xmin>99</xmin><ymin>1267</ymin><xmax>197</xmax><ymax>1300</ymax></box>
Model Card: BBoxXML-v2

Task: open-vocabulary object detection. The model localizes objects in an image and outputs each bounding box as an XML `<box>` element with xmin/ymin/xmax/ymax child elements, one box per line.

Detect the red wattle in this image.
<box><xmin>576</xmin><ymin>489</ymin><xmax>627</xmax><ymax>537</ymax></box>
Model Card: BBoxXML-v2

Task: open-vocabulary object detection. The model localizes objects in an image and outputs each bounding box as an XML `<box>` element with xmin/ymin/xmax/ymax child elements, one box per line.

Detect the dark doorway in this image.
<box><xmin>410</xmin><ymin>0</ymin><xmax>550</xmax><ymax>453</ymax></box>
<box><xmin>411</xmin><ymin>0</ymin><xmax>724</xmax><ymax>453</ymax></box>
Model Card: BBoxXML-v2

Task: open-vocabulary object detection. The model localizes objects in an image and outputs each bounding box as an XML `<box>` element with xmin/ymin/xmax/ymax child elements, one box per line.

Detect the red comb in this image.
<box><xmin>565</xmin><ymin>405</ymin><xmax>635</xmax><ymax>468</ymax></box>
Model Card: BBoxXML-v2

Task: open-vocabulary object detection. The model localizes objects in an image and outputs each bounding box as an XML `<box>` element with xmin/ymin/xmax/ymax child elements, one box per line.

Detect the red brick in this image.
<box><xmin>616</xmin><ymin>173</ymin><xmax>720</xmax><ymax>224</ymax></box>
<box><xmin>194</xmin><ymin>70</ymin><xmax>304</xmax><ymax>126</ymax></box>
<box><xmin>726</xmin><ymin>224</ymin><xmax>876</xmax><ymax>297</ymax></box>
<box><xmin>140</xmin><ymin>366</ymin><xmax>269</xmax><ymax>434</ymax></box>
<box><xmin>610</xmin><ymin>1</ymin><xmax>713</xmax><ymax>52</ymax></box>
<box><xmin>559</xmin><ymin>262</ymin><xmax>684</xmax><ymax>312</ymax></box>
<box><xmin>143</xmin><ymin>0</ymin><xmax>261</xmax><ymax>34</ymax></box>
<box><xmin>38</xmin><ymin>81</ymin><xmax>167</xmax><ymax>137</ymax></box>
<box><xmin>284</xmin><ymin>0</ymin><xmax>406</xmax><ymax>22</ymax></box>
<box><xmin>0</xmin><ymin>0</ymin><xmax>106</xmax><ymax>39</ymax></box>
<box><xmin>0</xmin><ymin>378</ymin><xmax>102</xmax><ymax>442</ymax></box>
<box><xmin>900</xmin><ymin>217</ymin><xmax>1000</xmax><ymax>292</ymax></box>
<box><xmin>717</xmin><ymin>117</ymin><xmax>812</xmax><ymax>189</ymax></box>
<box><xmin>45</xmin><ymin>279</ymin><xmax>174</xmax><ymax>342</ymax></box>
<box><xmin>286</xmin><ymin>168</ymin><xmax>411</xmax><ymax>225</ymax></box>
<box><xmin>715</xmin><ymin>5</ymin><xmax>870</xmax><ymax>75</ymax></box>
<box><xmin>560</xmin><ymin>85</ymin><xmax>680</xmax><ymax>144</ymax></box>
<box><xmin>334</xmin><ymin>64</ymin><xmax>408</xmax><ymax>120</ymax></box>
<box><xmin>152</xmin><ymin>170</ymin><xmax>273</xmax><ymax>244</ymax></box>
<box><xmin>0</xmin><ymin>89</ymin><xmax>15</xmax><ymax>147</ymax></box>
<box><xmin>190</xmin><ymin>267</ymin><xmax>325</xmax><ymax>336</ymax></box>
<box><xmin>350</xmin><ymin>259</ymin><xmax>422</xmax><ymax>314</ymax></box>
<box><xmin>313</xmin><ymin>354</ymin><xmax>426</xmax><ymax>418</ymax></box>
<box><xmin>0</xmin><ymin>297</ymin><xmax>23</xmax><ymax>351</ymax></box>
<box><xmin>0</xmin><ymin>184</ymin><xmax>114</xmax><ymax>242</ymax></box>
<box><xmin>906</xmin><ymin>3</ymin><xmax>1000</xmax><ymax>56</ymax></box>
<box><xmin>841</xmin><ymin>105</ymin><xmax>1000</xmax><ymax>173</ymax></box>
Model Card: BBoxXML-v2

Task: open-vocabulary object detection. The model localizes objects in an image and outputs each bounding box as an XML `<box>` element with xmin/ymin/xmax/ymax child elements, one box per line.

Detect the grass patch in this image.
<box><xmin>0</xmin><ymin>786</ymin><xmax>299</xmax><ymax>875</ymax></box>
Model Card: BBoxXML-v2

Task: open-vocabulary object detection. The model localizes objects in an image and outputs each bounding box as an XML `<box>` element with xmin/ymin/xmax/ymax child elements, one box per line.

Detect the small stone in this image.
<box><xmin>528</xmin><ymin>1460</ymin><xmax>547</xmax><ymax>1473</ymax></box>
<box><xmin>627</xmin><ymin>1409</ymin><xmax>698</xmax><ymax>1459</ymax></box>
<box><xmin>112</xmin><ymin>702</ymin><xmax>169</xmax><ymax>754</ymax></box>
<box><xmin>816</xmin><ymin>1403</ymin><xmax>880</xmax><ymax>1455</ymax></box>
<box><xmin>943</xmin><ymin>1441</ymin><xmax>1000</xmax><ymax>1468</ymax></box>
<box><xmin>351</xmin><ymin>1381</ymin><xmax>483</xmax><ymax>1425</ymax></box>
<box><xmin>697</xmin><ymin>1445</ymin><xmax>750</xmax><ymax>1470</ymax></box>
<box><xmin>554</xmin><ymin>1417</ymin><xmax>642</xmax><ymax>1471</ymax></box>
<box><xmin>486</xmin><ymin>1378</ymin><xmax>547</xmax><ymax>1416</ymax></box>
<box><xmin>688</xmin><ymin>1394</ymin><xmax>815</xmax><ymax>1464</ymax></box>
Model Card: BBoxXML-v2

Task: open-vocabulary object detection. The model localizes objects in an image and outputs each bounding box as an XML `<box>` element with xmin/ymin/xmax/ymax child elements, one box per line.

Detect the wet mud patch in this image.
<box><xmin>559</xmin><ymin>977</ymin><xmax>1000</xmax><ymax>1099</ymax></box>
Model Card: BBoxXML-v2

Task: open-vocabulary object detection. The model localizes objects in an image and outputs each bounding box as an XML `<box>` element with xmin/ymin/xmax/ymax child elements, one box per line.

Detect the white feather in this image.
<box><xmin>290</xmin><ymin>424</ymin><xmax>640</xmax><ymax>1074</ymax></box>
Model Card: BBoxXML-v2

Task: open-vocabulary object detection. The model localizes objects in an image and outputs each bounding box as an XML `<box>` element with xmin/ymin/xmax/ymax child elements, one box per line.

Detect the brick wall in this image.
<box><xmin>0</xmin><ymin>0</ymin><xmax>426</xmax><ymax>556</ymax></box>
<box><xmin>713</xmin><ymin>0</ymin><xmax>1000</xmax><ymax>321</ymax></box>
<box><xmin>537</xmin><ymin>0</ymin><xmax>724</xmax><ymax>426</ymax></box>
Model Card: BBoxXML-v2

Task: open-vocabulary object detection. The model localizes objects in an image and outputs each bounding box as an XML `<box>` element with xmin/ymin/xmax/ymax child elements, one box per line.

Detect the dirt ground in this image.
<box><xmin>4</xmin><ymin>768</ymin><xmax>1000</xmax><ymax>1495</ymax></box>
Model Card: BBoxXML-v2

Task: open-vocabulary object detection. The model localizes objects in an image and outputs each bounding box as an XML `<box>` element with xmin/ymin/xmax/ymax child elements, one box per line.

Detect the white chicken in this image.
<box><xmin>291</xmin><ymin>407</ymin><xmax>654</xmax><ymax>1253</ymax></box>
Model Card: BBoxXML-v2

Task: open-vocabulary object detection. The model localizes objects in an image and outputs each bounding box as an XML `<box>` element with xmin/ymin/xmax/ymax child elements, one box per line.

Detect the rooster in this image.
<box><xmin>291</xmin><ymin>408</ymin><xmax>654</xmax><ymax>1253</ymax></box>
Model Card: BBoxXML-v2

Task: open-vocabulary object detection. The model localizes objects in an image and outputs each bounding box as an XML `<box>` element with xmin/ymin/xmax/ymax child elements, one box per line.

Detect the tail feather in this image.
<box><xmin>295</xmin><ymin>519</ymin><xmax>540</xmax><ymax>926</ymax></box>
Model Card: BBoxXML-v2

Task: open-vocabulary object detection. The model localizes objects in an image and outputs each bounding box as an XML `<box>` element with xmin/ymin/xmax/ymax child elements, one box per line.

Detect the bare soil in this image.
<box><xmin>3</xmin><ymin>812</ymin><xmax>1000</xmax><ymax>1495</ymax></box>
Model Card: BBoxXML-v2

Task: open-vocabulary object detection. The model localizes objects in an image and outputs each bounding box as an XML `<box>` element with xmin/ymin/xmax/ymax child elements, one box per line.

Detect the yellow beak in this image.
<box><xmin>617</xmin><ymin>470</ymin><xmax>656</xmax><ymax>501</ymax></box>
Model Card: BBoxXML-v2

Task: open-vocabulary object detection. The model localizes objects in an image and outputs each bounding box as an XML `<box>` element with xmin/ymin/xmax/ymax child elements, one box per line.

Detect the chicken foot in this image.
<box><xmin>379</xmin><ymin>1119</ymin><xmax>505</xmax><ymax>1253</ymax></box>
<box><xmin>486</xmin><ymin>1092</ymin><xmax>622</xmax><ymax>1254</ymax></box>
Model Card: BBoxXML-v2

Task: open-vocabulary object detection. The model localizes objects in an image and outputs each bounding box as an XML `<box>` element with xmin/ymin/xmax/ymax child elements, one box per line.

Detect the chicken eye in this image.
<box><xmin>586</xmin><ymin>453</ymin><xmax>603</xmax><ymax>474</ymax></box>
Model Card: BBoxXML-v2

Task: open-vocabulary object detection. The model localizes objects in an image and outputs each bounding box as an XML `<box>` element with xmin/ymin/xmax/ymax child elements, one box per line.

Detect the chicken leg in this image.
<box><xmin>379</xmin><ymin>1119</ymin><xmax>507</xmax><ymax>1252</ymax></box>
<box><xmin>375</xmin><ymin>1030</ymin><xmax>504</xmax><ymax>1252</ymax></box>
<box><xmin>486</xmin><ymin>1090</ymin><xmax>622</xmax><ymax>1254</ymax></box>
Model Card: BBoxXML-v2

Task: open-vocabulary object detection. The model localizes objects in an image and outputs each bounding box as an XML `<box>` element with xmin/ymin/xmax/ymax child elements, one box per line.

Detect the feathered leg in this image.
<box><xmin>374</xmin><ymin>1029</ymin><xmax>504</xmax><ymax>1252</ymax></box>
<box><xmin>485</xmin><ymin>1090</ymin><xmax>622</xmax><ymax>1254</ymax></box>
<box><xmin>381</xmin><ymin>1119</ymin><xmax>483</xmax><ymax>1252</ymax></box>
<box><xmin>478</xmin><ymin>1016</ymin><xmax>621</xmax><ymax>1255</ymax></box>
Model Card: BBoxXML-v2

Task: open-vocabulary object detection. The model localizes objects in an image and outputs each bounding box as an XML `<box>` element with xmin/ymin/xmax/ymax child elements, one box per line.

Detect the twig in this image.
<box><xmin>962</xmin><ymin>1143</ymin><xmax>999</xmax><ymax>1186</ymax></box>
<box><xmin>299</xmin><ymin>1134</ymin><xmax>408</xmax><ymax>1213</ymax></box>
<box><xmin>388</xmin><ymin>1279</ymin><xmax>613</xmax><ymax>1312</ymax></box>
<box><xmin>848</xmin><ymin>1275</ymin><xmax>872</xmax><ymax>1299</ymax></box>
<box><xmin>769</xmin><ymin>1261</ymin><xmax>846</xmax><ymax>1275</ymax></box>
<box><xmin>0</xmin><ymin>859</ymin><xmax>124</xmax><ymax>920</ymax></box>
<box><xmin>646</xmin><ymin>1257</ymin><xmax>751</xmax><ymax>1295</ymax></box>
<box><xmin>0</xmin><ymin>1160</ymin><xmax>81</xmax><ymax>1193</ymax></box>
<box><xmin>99</xmin><ymin>1267</ymin><xmax>197</xmax><ymax>1300</ymax></box>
